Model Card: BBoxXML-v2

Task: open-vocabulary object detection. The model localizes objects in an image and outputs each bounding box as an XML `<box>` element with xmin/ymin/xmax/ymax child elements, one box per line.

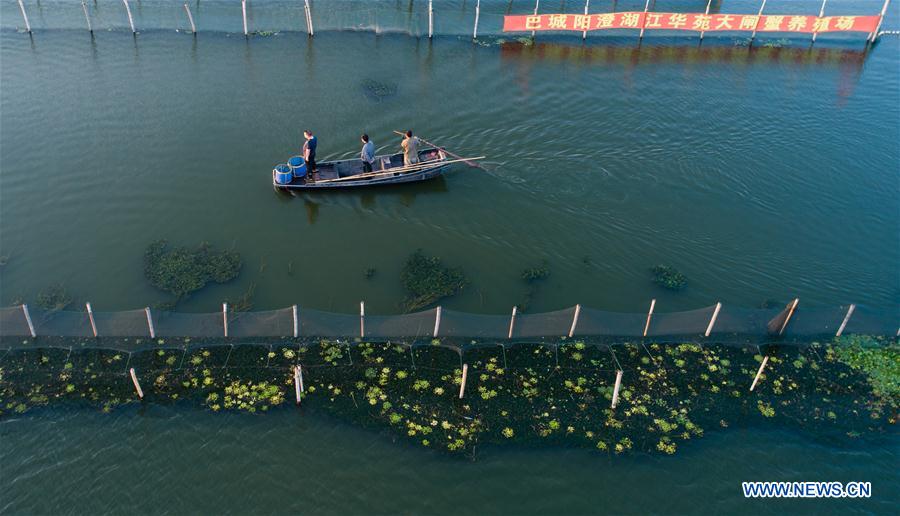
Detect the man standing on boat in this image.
<box><xmin>401</xmin><ymin>130</ymin><xmax>420</xmax><ymax>166</ymax></box>
<box><xmin>303</xmin><ymin>130</ymin><xmax>317</xmax><ymax>178</ymax></box>
<box><xmin>360</xmin><ymin>134</ymin><xmax>376</xmax><ymax>173</ymax></box>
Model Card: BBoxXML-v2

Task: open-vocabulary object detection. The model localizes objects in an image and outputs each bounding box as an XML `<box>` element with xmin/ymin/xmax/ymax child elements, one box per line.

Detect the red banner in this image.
<box><xmin>502</xmin><ymin>13</ymin><xmax>880</xmax><ymax>34</ymax></box>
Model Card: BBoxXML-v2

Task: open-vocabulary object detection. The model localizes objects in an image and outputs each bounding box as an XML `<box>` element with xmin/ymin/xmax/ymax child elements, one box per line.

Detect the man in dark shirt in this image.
<box><xmin>303</xmin><ymin>130</ymin><xmax>317</xmax><ymax>179</ymax></box>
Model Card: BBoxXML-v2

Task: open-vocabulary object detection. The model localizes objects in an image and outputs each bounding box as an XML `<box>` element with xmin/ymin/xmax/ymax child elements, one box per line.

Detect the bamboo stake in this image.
<box><xmin>82</xmin><ymin>1</ymin><xmax>93</xmax><ymax>34</ymax></box>
<box><xmin>869</xmin><ymin>0</ymin><xmax>891</xmax><ymax>42</ymax></box>
<box><xmin>130</xmin><ymin>367</ymin><xmax>144</xmax><ymax>399</ymax></box>
<box><xmin>359</xmin><ymin>301</ymin><xmax>365</xmax><ymax>338</ymax></box>
<box><xmin>293</xmin><ymin>365</ymin><xmax>302</xmax><ymax>404</ymax></box>
<box><xmin>17</xmin><ymin>0</ymin><xmax>31</xmax><ymax>34</ymax></box>
<box><xmin>183</xmin><ymin>2</ymin><xmax>196</xmax><ymax>34</ymax></box>
<box><xmin>433</xmin><ymin>306</ymin><xmax>442</xmax><ymax>337</ymax></box>
<box><xmin>704</xmin><ymin>302</ymin><xmax>722</xmax><ymax>337</ymax></box>
<box><xmin>582</xmin><ymin>0</ymin><xmax>590</xmax><ymax>40</ymax></box>
<box><xmin>750</xmin><ymin>355</ymin><xmax>769</xmax><ymax>391</ymax></box>
<box><xmin>835</xmin><ymin>304</ymin><xmax>856</xmax><ymax>337</ymax></box>
<box><xmin>242</xmin><ymin>0</ymin><xmax>248</xmax><ymax>36</ymax></box>
<box><xmin>568</xmin><ymin>304</ymin><xmax>581</xmax><ymax>338</ymax></box>
<box><xmin>145</xmin><ymin>307</ymin><xmax>156</xmax><ymax>338</ymax></box>
<box><xmin>123</xmin><ymin>0</ymin><xmax>136</xmax><ymax>34</ymax></box>
<box><xmin>812</xmin><ymin>0</ymin><xmax>827</xmax><ymax>43</ymax></box>
<box><xmin>292</xmin><ymin>304</ymin><xmax>299</xmax><ymax>338</ymax></box>
<box><xmin>531</xmin><ymin>0</ymin><xmax>540</xmax><ymax>38</ymax></box>
<box><xmin>473</xmin><ymin>0</ymin><xmax>481</xmax><ymax>40</ymax></box>
<box><xmin>428</xmin><ymin>0</ymin><xmax>434</xmax><ymax>39</ymax></box>
<box><xmin>86</xmin><ymin>303</ymin><xmax>98</xmax><ymax>338</ymax></box>
<box><xmin>611</xmin><ymin>370</ymin><xmax>623</xmax><ymax>408</ymax></box>
<box><xmin>750</xmin><ymin>0</ymin><xmax>767</xmax><ymax>43</ymax></box>
<box><xmin>638</xmin><ymin>0</ymin><xmax>651</xmax><ymax>40</ymax></box>
<box><xmin>392</xmin><ymin>131</ymin><xmax>486</xmax><ymax>170</ymax></box>
<box><xmin>778</xmin><ymin>298</ymin><xmax>799</xmax><ymax>336</ymax></box>
<box><xmin>304</xmin><ymin>0</ymin><xmax>314</xmax><ymax>36</ymax></box>
<box><xmin>643</xmin><ymin>299</ymin><xmax>656</xmax><ymax>337</ymax></box>
<box><xmin>21</xmin><ymin>304</ymin><xmax>35</xmax><ymax>338</ymax></box>
<box><xmin>458</xmin><ymin>363</ymin><xmax>468</xmax><ymax>398</ymax></box>
<box><xmin>699</xmin><ymin>0</ymin><xmax>712</xmax><ymax>41</ymax></box>
<box><xmin>508</xmin><ymin>306</ymin><xmax>517</xmax><ymax>339</ymax></box>
<box><xmin>223</xmin><ymin>303</ymin><xmax>229</xmax><ymax>337</ymax></box>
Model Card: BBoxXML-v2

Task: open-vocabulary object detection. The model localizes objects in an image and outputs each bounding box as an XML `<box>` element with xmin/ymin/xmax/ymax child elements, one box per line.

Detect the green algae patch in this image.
<box><xmin>144</xmin><ymin>240</ymin><xmax>242</xmax><ymax>300</ymax></box>
<box><xmin>828</xmin><ymin>335</ymin><xmax>898</xmax><ymax>409</ymax></box>
<box><xmin>651</xmin><ymin>265</ymin><xmax>687</xmax><ymax>290</ymax></box>
<box><xmin>36</xmin><ymin>284</ymin><xmax>73</xmax><ymax>311</ymax></box>
<box><xmin>400</xmin><ymin>250</ymin><xmax>466</xmax><ymax>312</ymax></box>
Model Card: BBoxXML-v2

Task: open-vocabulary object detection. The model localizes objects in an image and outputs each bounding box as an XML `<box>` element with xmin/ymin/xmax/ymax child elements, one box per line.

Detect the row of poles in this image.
<box><xmin>16</xmin><ymin>297</ymin><xmax>877</xmax><ymax>341</ymax></box>
<box><xmin>12</xmin><ymin>0</ymin><xmax>892</xmax><ymax>44</ymax></box>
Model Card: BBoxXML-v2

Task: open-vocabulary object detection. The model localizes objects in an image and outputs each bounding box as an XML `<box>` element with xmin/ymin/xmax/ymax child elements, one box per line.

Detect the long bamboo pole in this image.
<box><xmin>699</xmin><ymin>0</ymin><xmax>712</xmax><ymax>41</ymax></box>
<box><xmin>392</xmin><ymin>131</ymin><xmax>486</xmax><ymax>169</ymax></box>
<box><xmin>315</xmin><ymin>156</ymin><xmax>485</xmax><ymax>184</ymax></box>
<box><xmin>82</xmin><ymin>1</ymin><xmax>93</xmax><ymax>34</ymax></box>
<box><xmin>123</xmin><ymin>0</ymin><xmax>136</xmax><ymax>34</ymax></box>
<box><xmin>812</xmin><ymin>0</ymin><xmax>827</xmax><ymax>43</ymax></box>
<box><xmin>582</xmin><ymin>0</ymin><xmax>590</xmax><ymax>40</ymax></box>
<box><xmin>17</xmin><ymin>0</ymin><xmax>31</xmax><ymax>34</ymax></box>
<box><xmin>638</xmin><ymin>0</ymin><xmax>651</xmax><ymax>40</ymax></box>
<box><xmin>869</xmin><ymin>0</ymin><xmax>891</xmax><ymax>42</ymax></box>
<box><xmin>473</xmin><ymin>0</ymin><xmax>481</xmax><ymax>40</ymax></box>
<box><xmin>750</xmin><ymin>0</ymin><xmax>767</xmax><ymax>43</ymax></box>
<box><xmin>184</xmin><ymin>2</ymin><xmax>196</xmax><ymax>34</ymax></box>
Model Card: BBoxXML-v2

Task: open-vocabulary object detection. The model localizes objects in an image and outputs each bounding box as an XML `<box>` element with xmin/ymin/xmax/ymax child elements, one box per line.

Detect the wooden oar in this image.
<box><xmin>316</xmin><ymin>156</ymin><xmax>485</xmax><ymax>184</ymax></box>
<box><xmin>393</xmin><ymin>131</ymin><xmax>486</xmax><ymax>170</ymax></box>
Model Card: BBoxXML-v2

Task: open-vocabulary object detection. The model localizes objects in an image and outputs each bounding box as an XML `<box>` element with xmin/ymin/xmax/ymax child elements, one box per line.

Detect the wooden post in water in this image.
<box><xmin>292</xmin><ymin>304</ymin><xmax>299</xmax><ymax>338</ymax></box>
<box><xmin>82</xmin><ymin>1</ymin><xmax>93</xmax><ymax>34</ymax></box>
<box><xmin>86</xmin><ymin>303</ymin><xmax>98</xmax><ymax>338</ymax></box>
<box><xmin>699</xmin><ymin>0</ymin><xmax>712</xmax><ymax>41</ymax></box>
<box><xmin>643</xmin><ymin>299</ymin><xmax>656</xmax><ymax>337</ymax></box>
<box><xmin>428</xmin><ymin>0</ymin><xmax>434</xmax><ymax>39</ymax></box>
<box><xmin>869</xmin><ymin>0</ymin><xmax>891</xmax><ymax>42</ymax></box>
<box><xmin>473</xmin><ymin>0</ymin><xmax>481</xmax><ymax>40</ymax></box>
<box><xmin>433</xmin><ymin>306</ymin><xmax>442</xmax><ymax>337</ymax></box>
<box><xmin>638</xmin><ymin>0</ymin><xmax>651</xmax><ymax>40</ymax></box>
<box><xmin>507</xmin><ymin>306</ymin><xmax>517</xmax><ymax>339</ymax></box>
<box><xmin>458</xmin><ymin>363</ymin><xmax>468</xmax><ymax>399</ymax></box>
<box><xmin>778</xmin><ymin>298</ymin><xmax>799</xmax><ymax>336</ymax></box>
<box><xmin>581</xmin><ymin>0</ymin><xmax>590</xmax><ymax>40</ymax></box>
<box><xmin>359</xmin><ymin>301</ymin><xmax>365</xmax><ymax>338</ymax></box>
<box><xmin>704</xmin><ymin>302</ymin><xmax>722</xmax><ymax>337</ymax></box>
<box><xmin>145</xmin><ymin>307</ymin><xmax>156</xmax><ymax>338</ymax></box>
<box><xmin>568</xmin><ymin>304</ymin><xmax>581</xmax><ymax>338</ymax></box>
<box><xmin>750</xmin><ymin>355</ymin><xmax>769</xmax><ymax>391</ymax></box>
<box><xmin>304</xmin><ymin>0</ymin><xmax>314</xmax><ymax>36</ymax></box>
<box><xmin>242</xmin><ymin>0</ymin><xmax>248</xmax><ymax>36</ymax></box>
<box><xmin>16</xmin><ymin>0</ymin><xmax>31</xmax><ymax>34</ymax></box>
<box><xmin>222</xmin><ymin>303</ymin><xmax>229</xmax><ymax>338</ymax></box>
<box><xmin>812</xmin><ymin>0</ymin><xmax>827</xmax><ymax>43</ymax></box>
<box><xmin>749</xmin><ymin>0</ymin><xmax>767</xmax><ymax>43</ymax></box>
<box><xmin>21</xmin><ymin>304</ymin><xmax>36</xmax><ymax>338</ymax></box>
<box><xmin>531</xmin><ymin>0</ymin><xmax>540</xmax><ymax>39</ymax></box>
<box><xmin>293</xmin><ymin>365</ymin><xmax>303</xmax><ymax>404</ymax></box>
<box><xmin>183</xmin><ymin>2</ymin><xmax>196</xmax><ymax>34</ymax></box>
<box><xmin>611</xmin><ymin>370</ymin><xmax>623</xmax><ymax>408</ymax></box>
<box><xmin>123</xmin><ymin>0</ymin><xmax>136</xmax><ymax>34</ymax></box>
<box><xmin>835</xmin><ymin>304</ymin><xmax>856</xmax><ymax>337</ymax></box>
<box><xmin>130</xmin><ymin>367</ymin><xmax>144</xmax><ymax>399</ymax></box>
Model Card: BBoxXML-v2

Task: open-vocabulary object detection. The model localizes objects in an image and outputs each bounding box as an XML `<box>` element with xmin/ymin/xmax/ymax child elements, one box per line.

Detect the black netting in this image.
<box><xmin>513</xmin><ymin>307</ymin><xmax>577</xmax><ymax>338</ymax></box>
<box><xmin>229</xmin><ymin>309</ymin><xmax>294</xmax><ymax>338</ymax></box>
<box><xmin>713</xmin><ymin>306</ymin><xmax>782</xmax><ymax>335</ymax></box>
<box><xmin>647</xmin><ymin>305</ymin><xmax>716</xmax><ymax>338</ymax></box>
<box><xmin>842</xmin><ymin>305</ymin><xmax>898</xmax><ymax>336</ymax></box>
<box><xmin>32</xmin><ymin>308</ymin><xmax>93</xmax><ymax>338</ymax></box>
<box><xmin>0</xmin><ymin>306</ymin><xmax>30</xmax><ymax>337</ymax></box>
<box><xmin>576</xmin><ymin>307</ymin><xmax>646</xmax><ymax>337</ymax></box>
<box><xmin>783</xmin><ymin>306</ymin><xmax>847</xmax><ymax>336</ymax></box>
<box><xmin>299</xmin><ymin>309</ymin><xmax>358</xmax><ymax>337</ymax></box>
<box><xmin>155</xmin><ymin>312</ymin><xmax>224</xmax><ymax>338</ymax></box>
<box><xmin>93</xmin><ymin>310</ymin><xmax>152</xmax><ymax>337</ymax></box>
<box><xmin>439</xmin><ymin>309</ymin><xmax>508</xmax><ymax>338</ymax></box>
<box><xmin>366</xmin><ymin>309</ymin><xmax>437</xmax><ymax>338</ymax></box>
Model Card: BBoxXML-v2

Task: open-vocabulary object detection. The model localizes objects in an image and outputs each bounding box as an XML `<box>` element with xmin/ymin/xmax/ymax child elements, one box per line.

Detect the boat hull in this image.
<box><xmin>273</xmin><ymin>148</ymin><xmax>447</xmax><ymax>190</ymax></box>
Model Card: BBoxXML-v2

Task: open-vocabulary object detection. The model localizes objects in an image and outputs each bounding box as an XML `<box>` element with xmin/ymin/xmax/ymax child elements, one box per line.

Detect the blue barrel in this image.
<box><xmin>288</xmin><ymin>155</ymin><xmax>307</xmax><ymax>178</ymax></box>
<box><xmin>274</xmin><ymin>164</ymin><xmax>293</xmax><ymax>185</ymax></box>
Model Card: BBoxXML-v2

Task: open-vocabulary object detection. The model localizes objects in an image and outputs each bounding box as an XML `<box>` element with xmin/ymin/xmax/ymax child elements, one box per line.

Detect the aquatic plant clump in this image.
<box><xmin>144</xmin><ymin>240</ymin><xmax>242</xmax><ymax>300</ymax></box>
<box><xmin>651</xmin><ymin>265</ymin><xmax>687</xmax><ymax>290</ymax></box>
<box><xmin>400</xmin><ymin>250</ymin><xmax>466</xmax><ymax>312</ymax></box>
<box><xmin>36</xmin><ymin>284</ymin><xmax>73</xmax><ymax>311</ymax></box>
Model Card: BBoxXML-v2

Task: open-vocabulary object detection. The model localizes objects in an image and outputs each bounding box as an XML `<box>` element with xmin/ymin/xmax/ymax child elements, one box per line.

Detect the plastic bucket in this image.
<box><xmin>288</xmin><ymin>155</ymin><xmax>307</xmax><ymax>178</ymax></box>
<box><xmin>274</xmin><ymin>164</ymin><xmax>293</xmax><ymax>185</ymax></box>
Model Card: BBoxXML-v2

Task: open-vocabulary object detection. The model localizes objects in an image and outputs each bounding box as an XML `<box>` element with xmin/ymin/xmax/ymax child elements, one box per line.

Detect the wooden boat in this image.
<box><xmin>273</xmin><ymin>148</ymin><xmax>449</xmax><ymax>190</ymax></box>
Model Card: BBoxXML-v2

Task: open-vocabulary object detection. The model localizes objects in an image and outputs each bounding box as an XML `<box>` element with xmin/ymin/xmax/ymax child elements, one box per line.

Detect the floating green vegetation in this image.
<box><xmin>228</xmin><ymin>282</ymin><xmax>256</xmax><ymax>313</ymax></box>
<box><xmin>400</xmin><ymin>250</ymin><xmax>466</xmax><ymax>312</ymax></box>
<box><xmin>144</xmin><ymin>240</ymin><xmax>242</xmax><ymax>301</ymax></box>
<box><xmin>828</xmin><ymin>336</ymin><xmax>898</xmax><ymax>410</ymax></box>
<box><xmin>36</xmin><ymin>284</ymin><xmax>73</xmax><ymax>311</ymax></box>
<box><xmin>519</xmin><ymin>260</ymin><xmax>551</xmax><ymax>311</ymax></box>
<box><xmin>651</xmin><ymin>265</ymin><xmax>687</xmax><ymax>291</ymax></box>
<box><xmin>361</xmin><ymin>79</ymin><xmax>398</xmax><ymax>102</ymax></box>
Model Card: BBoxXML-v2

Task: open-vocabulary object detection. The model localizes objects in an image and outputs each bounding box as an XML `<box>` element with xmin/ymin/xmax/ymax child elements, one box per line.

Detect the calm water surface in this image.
<box><xmin>1</xmin><ymin>2</ymin><xmax>899</xmax><ymax>513</ymax></box>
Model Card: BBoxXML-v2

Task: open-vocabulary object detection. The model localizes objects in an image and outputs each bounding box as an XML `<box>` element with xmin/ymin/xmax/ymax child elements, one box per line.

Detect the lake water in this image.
<box><xmin>1</xmin><ymin>0</ymin><xmax>898</xmax><ymax>513</ymax></box>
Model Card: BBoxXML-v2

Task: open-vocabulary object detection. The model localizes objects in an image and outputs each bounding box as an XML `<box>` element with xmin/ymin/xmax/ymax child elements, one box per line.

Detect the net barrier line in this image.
<box><xmin>0</xmin><ymin>301</ymin><xmax>896</xmax><ymax>351</ymax></box>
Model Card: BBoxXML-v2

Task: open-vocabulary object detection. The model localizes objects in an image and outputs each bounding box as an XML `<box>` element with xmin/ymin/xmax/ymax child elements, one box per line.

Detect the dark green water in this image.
<box><xmin>1</xmin><ymin>1</ymin><xmax>899</xmax><ymax>513</ymax></box>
